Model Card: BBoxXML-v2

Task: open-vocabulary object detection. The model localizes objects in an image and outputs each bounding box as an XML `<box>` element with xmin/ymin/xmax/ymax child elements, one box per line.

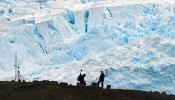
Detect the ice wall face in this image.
<box><xmin>0</xmin><ymin>0</ymin><xmax>175</xmax><ymax>94</ymax></box>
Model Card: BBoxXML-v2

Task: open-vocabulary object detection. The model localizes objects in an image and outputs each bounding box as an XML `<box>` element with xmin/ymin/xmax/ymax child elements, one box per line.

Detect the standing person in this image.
<box><xmin>77</xmin><ymin>69</ymin><xmax>86</xmax><ymax>86</ymax></box>
<box><xmin>98</xmin><ymin>71</ymin><xmax>105</xmax><ymax>88</ymax></box>
<box><xmin>77</xmin><ymin>69</ymin><xmax>83</xmax><ymax>82</ymax></box>
<box><xmin>81</xmin><ymin>74</ymin><xmax>86</xmax><ymax>86</ymax></box>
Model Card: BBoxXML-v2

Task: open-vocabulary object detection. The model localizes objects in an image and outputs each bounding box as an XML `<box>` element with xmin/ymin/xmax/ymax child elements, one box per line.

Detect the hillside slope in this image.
<box><xmin>0</xmin><ymin>82</ymin><xmax>174</xmax><ymax>100</ymax></box>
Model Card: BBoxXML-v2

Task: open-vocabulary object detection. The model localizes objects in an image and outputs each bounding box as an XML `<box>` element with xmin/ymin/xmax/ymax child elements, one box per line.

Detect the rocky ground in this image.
<box><xmin>0</xmin><ymin>81</ymin><xmax>174</xmax><ymax>100</ymax></box>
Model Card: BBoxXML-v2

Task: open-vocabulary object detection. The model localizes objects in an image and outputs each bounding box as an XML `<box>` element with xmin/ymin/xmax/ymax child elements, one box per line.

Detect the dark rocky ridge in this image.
<box><xmin>0</xmin><ymin>81</ymin><xmax>174</xmax><ymax>100</ymax></box>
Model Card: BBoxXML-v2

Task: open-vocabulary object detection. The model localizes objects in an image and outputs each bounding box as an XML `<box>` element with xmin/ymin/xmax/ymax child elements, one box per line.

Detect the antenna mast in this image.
<box><xmin>14</xmin><ymin>51</ymin><xmax>21</xmax><ymax>82</ymax></box>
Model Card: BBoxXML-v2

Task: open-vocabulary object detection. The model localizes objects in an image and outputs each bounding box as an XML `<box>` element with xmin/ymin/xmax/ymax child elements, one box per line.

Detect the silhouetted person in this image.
<box><xmin>98</xmin><ymin>71</ymin><xmax>105</xmax><ymax>88</ymax></box>
<box><xmin>77</xmin><ymin>69</ymin><xmax>86</xmax><ymax>86</ymax></box>
<box><xmin>77</xmin><ymin>69</ymin><xmax>83</xmax><ymax>82</ymax></box>
<box><xmin>80</xmin><ymin>74</ymin><xmax>86</xmax><ymax>86</ymax></box>
<box><xmin>77</xmin><ymin>73</ymin><xmax>82</xmax><ymax>82</ymax></box>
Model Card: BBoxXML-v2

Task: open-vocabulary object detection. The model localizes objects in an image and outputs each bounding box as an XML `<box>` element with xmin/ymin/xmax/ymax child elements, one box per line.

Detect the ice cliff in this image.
<box><xmin>0</xmin><ymin>0</ymin><xmax>175</xmax><ymax>94</ymax></box>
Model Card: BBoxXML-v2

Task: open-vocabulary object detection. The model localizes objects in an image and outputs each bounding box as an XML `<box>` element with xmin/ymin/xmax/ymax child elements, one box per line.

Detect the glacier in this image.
<box><xmin>0</xmin><ymin>0</ymin><xmax>175</xmax><ymax>94</ymax></box>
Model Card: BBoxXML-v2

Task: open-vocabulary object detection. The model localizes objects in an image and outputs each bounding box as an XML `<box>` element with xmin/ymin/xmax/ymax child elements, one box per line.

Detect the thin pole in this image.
<box><xmin>14</xmin><ymin>51</ymin><xmax>17</xmax><ymax>81</ymax></box>
<box><xmin>14</xmin><ymin>51</ymin><xmax>21</xmax><ymax>82</ymax></box>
